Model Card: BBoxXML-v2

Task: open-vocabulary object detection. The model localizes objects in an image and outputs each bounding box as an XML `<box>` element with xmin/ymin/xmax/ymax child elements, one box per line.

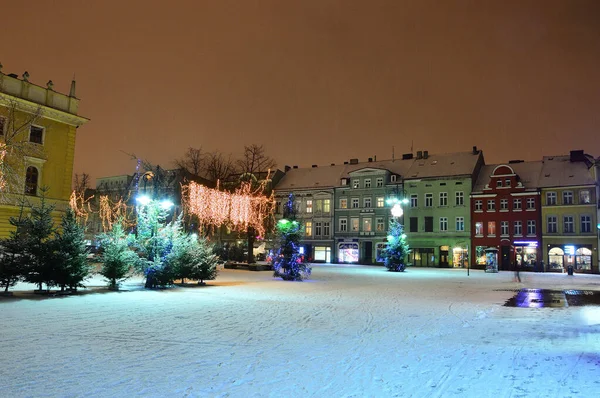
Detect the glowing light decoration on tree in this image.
<box><xmin>99</xmin><ymin>195</ymin><xmax>134</xmax><ymax>232</ymax></box>
<box><xmin>0</xmin><ymin>144</ymin><xmax>7</xmax><ymax>191</ymax></box>
<box><xmin>184</xmin><ymin>180</ymin><xmax>274</xmax><ymax>237</ymax></box>
<box><xmin>68</xmin><ymin>191</ymin><xmax>93</xmax><ymax>227</ymax></box>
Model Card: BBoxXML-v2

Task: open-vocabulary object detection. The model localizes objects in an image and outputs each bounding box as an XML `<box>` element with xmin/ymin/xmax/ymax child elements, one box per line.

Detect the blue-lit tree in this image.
<box><xmin>272</xmin><ymin>194</ymin><xmax>311</xmax><ymax>281</ymax></box>
<box><xmin>382</xmin><ymin>218</ymin><xmax>409</xmax><ymax>272</ymax></box>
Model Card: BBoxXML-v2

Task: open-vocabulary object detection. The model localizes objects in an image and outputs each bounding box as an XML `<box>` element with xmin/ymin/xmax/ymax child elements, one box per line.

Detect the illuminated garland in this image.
<box><xmin>99</xmin><ymin>195</ymin><xmax>134</xmax><ymax>232</ymax></box>
<box><xmin>0</xmin><ymin>144</ymin><xmax>6</xmax><ymax>191</ymax></box>
<box><xmin>184</xmin><ymin>180</ymin><xmax>275</xmax><ymax>237</ymax></box>
<box><xmin>69</xmin><ymin>190</ymin><xmax>93</xmax><ymax>227</ymax></box>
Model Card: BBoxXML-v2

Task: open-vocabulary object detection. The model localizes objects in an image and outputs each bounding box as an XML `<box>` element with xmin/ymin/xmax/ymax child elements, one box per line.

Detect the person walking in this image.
<box><xmin>514</xmin><ymin>259</ymin><xmax>522</xmax><ymax>283</ymax></box>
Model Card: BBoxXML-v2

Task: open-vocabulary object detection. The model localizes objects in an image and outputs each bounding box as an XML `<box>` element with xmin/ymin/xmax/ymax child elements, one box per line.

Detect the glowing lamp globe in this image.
<box><xmin>391</xmin><ymin>203</ymin><xmax>403</xmax><ymax>218</ymax></box>
<box><xmin>136</xmin><ymin>195</ymin><xmax>151</xmax><ymax>205</ymax></box>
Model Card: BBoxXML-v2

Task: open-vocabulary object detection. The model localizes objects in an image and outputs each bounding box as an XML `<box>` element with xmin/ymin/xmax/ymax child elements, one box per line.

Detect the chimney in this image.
<box><xmin>570</xmin><ymin>150</ymin><xmax>585</xmax><ymax>162</ymax></box>
<box><xmin>344</xmin><ymin>161</ymin><xmax>349</xmax><ymax>164</ymax></box>
<box><xmin>69</xmin><ymin>77</ymin><xmax>77</xmax><ymax>97</ymax></box>
<box><xmin>330</xmin><ymin>163</ymin><xmax>335</xmax><ymax>166</ymax></box>
<box><xmin>416</xmin><ymin>151</ymin><xmax>423</xmax><ymax>159</ymax></box>
<box><xmin>293</xmin><ymin>165</ymin><xmax>298</xmax><ymax>169</ymax></box>
<box><xmin>423</xmin><ymin>151</ymin><xmax>429</xmax><ymax>159</ymax></box>
<box><xmin>472</xmin><ymin>146</ymin><xmax>478</xmax><ymax>154</ymax></box>
<box><xmin>402</xmin><ymin>153</ymin><xmax>413</xmax><ymax>160</ymax></box>
<box><xmin>350</xmin><ymin>158</ymin><xmax>359</xmax><ymax>164</ymax></box>
<box><xmin>368</xmin><ymin>157</ymin><xmax>373</xmax><ymax>162</ymax></box>
<box><xmin>284</xmin><ymin>165</ymin><xmax>291</xmax><ymax>173</ymax></box>
<box><xmin>312</xmin><ymin>164</ymin><xmax>318</xmax><ymax>168</ymax></box>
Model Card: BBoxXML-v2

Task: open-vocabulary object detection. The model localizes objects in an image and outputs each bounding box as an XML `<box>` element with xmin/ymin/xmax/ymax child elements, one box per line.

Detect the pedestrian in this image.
<box><xmin>514</xmin><ymin>260</ymin><xmax>521</xmax><ymax>283</ymax></box>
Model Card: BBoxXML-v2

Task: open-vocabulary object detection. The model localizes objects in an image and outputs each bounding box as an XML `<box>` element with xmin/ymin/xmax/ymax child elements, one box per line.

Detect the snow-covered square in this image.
<box><xmin>2</xmin><ymin>265</ymin><xmax>600</xmax><ymax>397</ymax></box>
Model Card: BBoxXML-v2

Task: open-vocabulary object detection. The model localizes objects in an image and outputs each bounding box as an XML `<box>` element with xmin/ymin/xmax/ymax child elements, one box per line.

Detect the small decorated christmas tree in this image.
<box><xmin>272</xmin><ymin>194</ymin><xmax>311</xmax><ymax>281</ymax></box>
<box><xmin>382</xmin><ymin>218</ymin><xmax>409</xmax><ymax>272</ymax></box>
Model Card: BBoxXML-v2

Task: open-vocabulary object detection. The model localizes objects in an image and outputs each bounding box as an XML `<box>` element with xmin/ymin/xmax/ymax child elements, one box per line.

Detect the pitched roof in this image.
<box><xmin>473</xmin><ymin>161</ymin><xmax>543</xmax><ymax>192</ymax></box>
<box><xmin>537</xmin><ymin>155</ymin><xmax>596</xmax><ymax>188</ymax></box>
<box><xmin>342</xmin><ymin>159</ymin><xmax>414</xmax><ymax>178</ymax></box>
<box><xmin>405</xmin><ymin>151</ymin><xmax>483</xmax><ymax>179</ymax></box>
<box><xmin>274</xmin><ymin>164</ymin><xmax>346</xmax><ymax>190</ymax></box>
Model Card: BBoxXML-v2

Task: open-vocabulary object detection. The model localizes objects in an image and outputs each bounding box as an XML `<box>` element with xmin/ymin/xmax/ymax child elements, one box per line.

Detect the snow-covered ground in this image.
<box><xmin>2</xmin><ymin>265</ymin><xmax>600</xmax><ymax>398</ymax></box>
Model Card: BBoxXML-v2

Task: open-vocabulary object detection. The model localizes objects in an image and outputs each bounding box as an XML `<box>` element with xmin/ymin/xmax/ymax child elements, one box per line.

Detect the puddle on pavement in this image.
<box><xmin>503</xmin><ymin>289</ymin><xmax>600</xmax><ymax>308</ymax></box>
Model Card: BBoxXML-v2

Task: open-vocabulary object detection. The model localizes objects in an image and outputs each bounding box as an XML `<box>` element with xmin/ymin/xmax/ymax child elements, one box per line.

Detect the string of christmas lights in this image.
<box><xmin>184</xmin><ymin>179</ymin><xmax>275</xmax><ymax>237</ymax></box>
<box><xmin>68</xmin><ymin>191</ymin><xmax>93</xmax><ymax>227</ymax></box>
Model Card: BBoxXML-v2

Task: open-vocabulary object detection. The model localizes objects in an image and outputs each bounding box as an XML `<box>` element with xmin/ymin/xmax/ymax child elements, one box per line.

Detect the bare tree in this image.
<box><xmin>205</xmin><ymin>151</ymin><xmax>237</xmax><ymax>183</ymax></box>
<box><xmin>174</xmin><ymin>147</ymin><xmax>204</xmax><ymax>177</ymax></box>
<box><xmin>0</xmin><ymin>98</ymin><xmax>44</xmax><ymax>201</ymax></box>
<box><xmin>73</xmin><ymin>173</ymin><xmax>91</xmax><ymax>197</ymax></box>
<box><xmin>236</xmin><ymin>144</ymin><xmax>277</xmax><ymax>177</ymax></box>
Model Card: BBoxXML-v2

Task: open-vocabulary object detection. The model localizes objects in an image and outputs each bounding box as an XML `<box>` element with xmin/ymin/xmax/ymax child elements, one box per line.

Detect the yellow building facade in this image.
<box><xmin>0</xmin><ymin>66</ymin><xmax>88</xmax><ymax>237</ymax></box>
<box><xmin>539</xmin><ymin>153</ymin><xmax>599</xmax><ymax>274</ymax></box>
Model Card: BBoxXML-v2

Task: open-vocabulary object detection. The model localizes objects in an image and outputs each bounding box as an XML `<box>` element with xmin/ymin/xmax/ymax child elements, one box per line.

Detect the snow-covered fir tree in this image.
<box><xmin>272</xmin><ymin>194</ymin><xmax>311</xmax><ymax>281</ymax></box>
<box><xmin>53</xmin><ymin>209</ymin><xmax>92</xmax><ymax>291</ymax></box>
<box><xmin>382</xmin><ymin>218</ymin><xmax>409</xmax><ymax>272</ymax></box>
<box><xmin>98</xmin><ymin>219</ymin><xmax>138</xmax><ymax>290</ymax></box>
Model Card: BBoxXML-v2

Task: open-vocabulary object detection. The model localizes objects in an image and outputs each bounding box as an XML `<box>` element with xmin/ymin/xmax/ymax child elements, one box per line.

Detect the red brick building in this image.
<box><xmin>470</xmin><ymin>162</ymin><xmax>543</xmax><ymax>271</ymax></box>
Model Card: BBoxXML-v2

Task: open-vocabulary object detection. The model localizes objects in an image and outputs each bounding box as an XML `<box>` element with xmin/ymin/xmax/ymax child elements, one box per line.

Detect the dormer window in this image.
<box><xmin>391</xmin><ymin>175</ymin><xmax>397</xmax><ymax>183</ymax></box>
<box><xmin>505</xmin><ymin>179</ymin><xmax>510</xmax><ymax>187</ymax></box>
<box><xmin>341</xmin><ymin>178</ymin><xmax>348</xmax><ymax>186</ymax></box>
<box><xmin>496</xmin><ymin>180</ymin><xmax>502</xmax><ymax>187</ymax></box>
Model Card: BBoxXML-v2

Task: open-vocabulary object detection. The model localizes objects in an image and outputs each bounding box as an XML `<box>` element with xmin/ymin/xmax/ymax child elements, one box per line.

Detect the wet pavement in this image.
<box><xmin>503</xmin><ymin>289</ymin><xmax>600</xmax><ymax>308</ymax></box>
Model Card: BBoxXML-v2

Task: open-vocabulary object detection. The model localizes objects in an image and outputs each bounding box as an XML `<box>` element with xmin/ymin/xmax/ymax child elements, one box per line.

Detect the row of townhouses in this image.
<box><xmin>272</xmin><ymin>147</ymin><xmax>600</xmax><ymax>274</ymax></box>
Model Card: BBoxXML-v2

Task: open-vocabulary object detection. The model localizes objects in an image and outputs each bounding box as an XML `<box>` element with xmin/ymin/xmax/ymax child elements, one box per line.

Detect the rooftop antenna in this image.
<box><xmin>392</xmin><ymin>146</ymin><xmax>395</xmax><ymax>161</ymax></box>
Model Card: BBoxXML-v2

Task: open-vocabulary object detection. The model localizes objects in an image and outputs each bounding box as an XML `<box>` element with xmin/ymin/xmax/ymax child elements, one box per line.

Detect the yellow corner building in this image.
<box><xmin>0</xmin><ymin>64</ymin><xmax>88</xmax><ymax>237</ymax></box>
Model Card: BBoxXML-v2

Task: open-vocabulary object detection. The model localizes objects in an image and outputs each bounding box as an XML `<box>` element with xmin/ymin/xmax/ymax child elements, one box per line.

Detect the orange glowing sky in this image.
<box><xmin>2</xmin><ymin>0</ymin><xmax>599</xmax><ymax>183</ymax></box>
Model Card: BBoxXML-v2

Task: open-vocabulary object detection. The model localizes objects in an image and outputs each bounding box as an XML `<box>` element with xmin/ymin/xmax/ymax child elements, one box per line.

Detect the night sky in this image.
<box><xmin>2</xmin><ymin>0</ymin><xmax>599</xmax><ymax>183</ymax></box>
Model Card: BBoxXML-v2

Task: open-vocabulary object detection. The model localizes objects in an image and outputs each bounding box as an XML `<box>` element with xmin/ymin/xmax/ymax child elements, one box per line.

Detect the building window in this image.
<box><xmin>305</xmin><ymin>221</ymin><xmax>312</xmax><ymax>237</ymax></box>
<box><xmin>315</xmin><ymin>200</ymin><xmax>322</xmax><ymax>212</ymax></box>
<box><xmin>306</xmin><ymin>200</ymin><xmax>313</xmax><ymax>213</ymax></box>
<box><xmin>353</xmin><ymin>179</ymin><xmax>359</xmax><ymax>189</ymax></box>
<box><xmin>351</xmin><ymin>218</ymin><xmax>359</xmax><ymax>232</ymax></box>
<box><xmin>364</xmin><ymin>179</ymin><xmax>371</xmax><ymax>188</ymax></box>
<box><xmin>563</xmin><ymin>191</ymin><xmax>573</xmax><ymax>205</ymax></box>
<box><xmin>527</xmin><ymin>220</ymin><xmax>536</xmax><ymax>236</ymax></box>
<box><xmin>0</xmin><ymin>116</ymin><xmax>5</xmax><ymax>135</ymax></box>
<box><xmin>439</xmin><ymin>192</ymin><xmax>448</xmax><ymax>207</ymax></box>
<box><xmin>581</xmin><ymin>215</ymin><xmax>591</xmax><ymax>233</ymax></box>
<box><xmin>514</xmin><ymin>221</ymin><xmax>522</xmax><ymax>236</ymax></box>
<box><xmin>363</xmin><ymin>218</ymin><xmax>372</xmax><ymax>232</ymax></box>
<box><xmin>30</xmin><ymin>125</ymin><xmax>44</xmax><ymax>144</ymax></box>
<box><xmin>323</xmin><ymin>199</ymin><xmax>330</xmax><ymax>213</ymax></box>
<box><xmin>410</xmin><ymin>194</ymin><xmax>418</xmax><ymax>208</ymax></box>
<box><xmin>526</xmin><ymin>198</ymin><xmax>535</xmax><ymax>210</ymax></box>
<box><xmin>475</xmin><ymin>222</ymin><xmax>483</xmax><ymax>236</ymax></box>
<box><xmin>487</xmin><ymin>221</ymin><xmax>496</xmax><ymax>236</ymax></box>
<box><xmin>364</xmin><ymin>197</ymin><xmax>372</xmax><ymax>208</ymax></box>
<box><xmin>547</xmin><ymin>216</ymin><xmax>557</xmax><ymax>233</ymax></box>
<box><xmin>546</xmin><ymin>192</ymin><xmax>557</xmax><ymax>205</ymax></box>
<box><xmin>323</xmin><ymin>222</ymin><xmax>330</xmax><ymax>236</ymax></box>
<box><xmin>275</xmin><ymin>201</ymin><xmax>281</xmax><ymax>214</ymax></box>
<box><xmin>341</xmin><ymin>178</ymin><xmax>348</xmax><ymax>186</ymax></box>
<box><xmin>500</xmin><ymin>199</ymin><xmax>508</xmax><ymax>210</ymax></box>
<box><xmin>424</xmin><ymin>216</ymin><xmax>433</xmax><ymax>232</ymax></box>
<box><xmin>351</xmin><ymin>198</ymin><xmax>359</xmax><ymax>208</ymax></box>
<box><xmin>376</xmin><ymin>217</ymin><xmax>385</xmax><ymax>232</ymax></box>
<box><xmin>487</xmin><ymin>200</ymin><xmax>495</xmax><ymax>211</ymax></box>
<box><xmin>391</xmin><ymin>175</ymin><xmax>397</xmax><ymax>182</ymax></box>
<box><xmin>475</xmin><ymin>200</ymin><xmax>482</xmax><ymax>211</ymax></box>
<box><xmin>314</xmin><ymin>222</ymin><xmax>322</xmax><ymax>236</ymax></box>
<box><xmin>339</xmin><ymin>218</ymin><xmax>347</xmax><ymax>232</ymax></box>
<box><xmin>376</xmin><ymin>197</ymin><xmax>384</xmax><ymax>208</ymax></box>
<box><xmin>340</xmin><ymin>198</ymin><xmax>347</xmax><ymax>209</ymax></box>
<box><xmin>501</xmin><ymin>221</ymin><xmax>509</xmax><ymax>236</ymax></box>
<box><xmin>456</xmin><ymin>217</ymin><xmax>465</xmax><ymax>231</ymax></box>
<box><xmin>409</xmin><ymin>217</ymin><xmax>418</xmax><ymax>232</ymax></box>
<box><xmin>505</xmin><ymin>179</ymin><xmax>510</xmax><ymax>187</ymax></box>
<box><xmin>579</xmin><ymin>190</ymin><xmax>591</xmax><ymax>204</ymax></box>
<box><xmin>496</xmin><ymin>180</ymin><xmax>502</xmax><ymax>187</ymax></box>
<box><xmin>513</xmin><ymin>199</ymin><xmax>522</xmax><ymax>210</ymax></box>
<box><xmin>563</xmin><ymin>216</ymin><xmax>574</xmax><ymax>233</ymax></box>
<box><xmin>376</xmin><ymin>178</ymin><xmax>383</xmax><ymax>187</ymax></box>
<box><xmin>455</xmin><ymin>191</ymin><xmax>464</xmax><ymax>206</ymax></box>
<box><xmin>439</xmin><ymin>217</ymin><xmax>448</xmax><ymax>231</ymax></box>
<box><xmin>25</xmin><ymin>166</ymin><xmax>39</xmax><ymax>195</ymax></box>
<box><xmin>425</xmin><ymin>193</ymin><xmax>433</xmax><ymax>207</ymax></box>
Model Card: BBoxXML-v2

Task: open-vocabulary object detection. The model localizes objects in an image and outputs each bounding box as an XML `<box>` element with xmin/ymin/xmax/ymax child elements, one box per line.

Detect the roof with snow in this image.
<box><xmin>472</xmin><ymin>161</ymin><xmax>543</xmax><ymax>192</ymax></box>
<box><xmin>537</xmin><ymin>155</ymin><xmax>596</xmax><ymax>188</ymax></box>
<box><xmin>405</xmin><ymin>151</ymin><xmax>483</xmax><ymax>179</ymax></box>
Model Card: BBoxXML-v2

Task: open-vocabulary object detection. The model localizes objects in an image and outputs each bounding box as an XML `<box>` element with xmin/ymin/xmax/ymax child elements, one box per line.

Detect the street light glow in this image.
<box><xmin>136</xmin><ymin>195</ymin><xmax>151</xmax><ymax>205</ymax></box>
<box><xmin>160</xmin><ymin>199</ymin><xmax>174</xmax><ymax>209</ymax></box>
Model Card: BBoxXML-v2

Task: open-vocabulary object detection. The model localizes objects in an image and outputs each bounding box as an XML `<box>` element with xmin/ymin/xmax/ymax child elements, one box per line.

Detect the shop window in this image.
<box><xmin>375</xmin><ymin>243</ymin><xmax>388</xmax><ymax>262</ymax></box>
<box><xmin>548</xmin><ymin>247</ymin><xmax>564</xmax><ymax>271</ymax></box>
<box><xmin>516</xmin><ymin>246</ymin><xmax>536</xmax><ymax>267</ymax></box>
<box><xmin>452</xmin><ymin>247</ymin><xmax>468</xmax><ymax>268</ymax></box>
<box><xmin>575</xmin><ymin>247</ymin><xmax>592</xmax><ymax>270</ymax></box>
<box><xmin>475</xmin><ymin>246</ymin><xmax>487</xmax><ymax>265</ymax></box>
<box><xmin>338</xmin><ymin>243</ymin><xmax>358</xmax><ymax>263</ymax></box>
